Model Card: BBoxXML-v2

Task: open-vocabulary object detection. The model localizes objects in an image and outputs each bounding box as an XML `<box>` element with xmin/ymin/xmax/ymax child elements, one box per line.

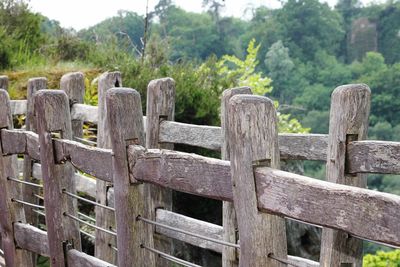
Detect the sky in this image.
<box><xmin>28</xmin><ymin>0</ymin><xmax>381</xmax><ymax>31</ymax></box>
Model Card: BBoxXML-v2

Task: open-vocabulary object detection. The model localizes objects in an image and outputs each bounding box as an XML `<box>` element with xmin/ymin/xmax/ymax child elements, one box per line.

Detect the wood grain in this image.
<box><xmin>95</xmin><ymin>72</ymin><xmax>121</xmax><ymax>263</ymax></box>
<box><xmin>10</xmin><ymin>100</ymin><xmax>27</xmax><ymax>115</ymax></box>
<box><xmin>0</xmin><ymin>129</ymin><xmax>40</xmax><ymax>160</ymax></box>
<box><xmin>71</xmin><ymin>104</ymin><xmax>98</xmax><ymax>123</ymax></box>
<box><xmin>14</xmin><ymin>223</ymin><xmax>49</xmax><ymax>257</ymax></box>
<box><xmin>221</xmin><ymin>87</ymin><xmax>251</xmax><ymax>267</ymax></box>
<box><xmin>320</xmin><ymin>84</ymin><xmax>371</xmax><ymax>267</ymax></box>
<box><xmin>347</xmin><ymin>140</ymin><xmax>400</xmax><ymax>174</ymax></box>
<box><xmin>156</xmin><ymin>209</ymin><xmax>223</xmax><ymax>253</ymax></box>
<box><xmin>107</xmin><ymin>88</ymin><xmax>155</xmax><ymax>266</ymax></box>
<box><xmin>255</xmin><ymin>167</ymin><xmax>400</xmax><ymax>247</ymax></box>
<box><xmin>22</xmin><ymin>77</ymin><xmax>47</xmax><ymax>247</ymax></box>
<box><xmin>146</xmin><ymin>78</ymin><xmax>175</xmax><ymax>266</ymax></box>
<box><xmin>129</xmin><ymin>148</ymin><xmax>232</xmax><ymax>201</ymax></box>
<box><xmin>35</xmin><ymin>90</ymin><xmax>81</xmax><ymax>267</ymax></box>
<box><xmin>61</xmin><ymin>72</ymin><xmax>85</xmax><ymax>138</ymax></box>
<box><xmin>228</xmin><ymin>94</ymin><xmax>287</xmax><ymax>266</ymax></box>
<box><xmin>67</xmin><ymin>249</ymin><xmax>116</xmax><ymax>267</ymax></box>
<box><xmin>0</xmin><ymin>89</ymin><xmax>33</xmax><ymax>267</ymax></box>
<box><xmin>160</xmin><ymin>120</ymin><xmax>328</xmax><ymax>160</ymax></box>
<box><xmin>53</xmin><ymin>138</ymin><xmax>113</xmax><ymax>182</ymax></box>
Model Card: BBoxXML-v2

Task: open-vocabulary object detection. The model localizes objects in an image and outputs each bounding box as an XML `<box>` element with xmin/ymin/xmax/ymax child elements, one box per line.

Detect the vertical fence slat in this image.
<box><xmin>0</xmin><ymin>76</ymin><xmax>8</xmax><ymax>90</ymax></box>
<box><xmin>22</xmin><ymin>77</ymin><xmax>47</xmax><ymax>264</ymax></box>
<box><xmin>95</xmin><ymin>72</ymin><xmax>121</xmax><ymax>264</ymax></box>
<box><xmin>320</xmin><ymin>84</ymin><xmax>371</xmax><ymax>267</ymax></box>
<box><xmin>146</xmin><ymin>78</ymin><xmax>175</xmax><ymax>265</ymax></box>
<box><xmin>107</xmin><ymin>88</ymin><xmax>155</xmax><ymax>266</ymax></box>
<box><xmin>221</xmin><ymin>87</ymin><xmax>251</xmax><ymax>267</ymax></box>
<box><xmin>61</xmin><ymin>72</ymin><xmax>85</xmax><ymax>138</ymax></box>
<box><xmin>35</xmin><ymin>90</ymin><xmax>81</xmax><ymax>267</ymax></box>
<box><xmin>0</xmin><ymin>89</ymin><xmax>33</xmax><ymax>267</ymax></box>
<box><xmin>228</xmin><ymin>95</ymin><xmax>287</xmax><ymax>266</ymax></box>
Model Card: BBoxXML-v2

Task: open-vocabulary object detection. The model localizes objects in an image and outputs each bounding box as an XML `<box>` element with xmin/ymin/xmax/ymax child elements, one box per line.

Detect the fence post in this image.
<box><xmin>221</xmin><ymin>87</ymin><xmax>251</xmax><ymax>267</ymax></box>
<box><xmin>107</xmin><ymin>88</ymin><xmax>155</xmax><ymax>266</ymax></box>
<box><xmin>320</xmin><ymin>84</ymin><xmax>370</xmax><ymax>267</ymax></box>
<box><xmin>35</xmin><ymin>90</ymin><xmax>81</xmax><ymax>267</ymax></box>
<box><xmin>0</xmin><ymin>75</ymin><xmax>8</xmax><ymax>90</ymax></box>
<box><xmin>227</xmin><ymin>95</ymin><xmax>287</xmax><ymax>266</ymax></box>
<box><xmin>22</xmin><ymin>77</ymin><xmax>47</xmax><ymax>264</ymax></box>
<box><xmin>96</xmin><ymin>71</ymin><xmax>121</xmax><ymax>264</ymax></box>
<box><xmin>61</xmin><ymin>72</ymin><xmax>85</xmax><ymax>138</ymax></box>
<box><xmin>146</xmin><ymin>78</ymin><xmax>175</xmax><ymax>264</ymax></box>
<box><xmin>0</xmin><ymin>89</ymin><xmax>33</xmax><ymax>267</ymax></box>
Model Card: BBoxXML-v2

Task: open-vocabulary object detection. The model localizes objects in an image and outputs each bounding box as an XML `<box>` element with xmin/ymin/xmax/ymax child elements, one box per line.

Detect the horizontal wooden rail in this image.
<box><xmin>1</xmin><ymin>129</ymin><xmax>40</xmax><ymax>160</ymax></box>
<box><xmin>159</xmin><ymin>121</ymin><xmax>328</xmax><ymax>160</ymax></box>
<box><xmin>155</xmin><ymin>209</ymin><xmax>319</xmax><ymax>267</ymax></box>
<box><xmin>254</xmin><ymin>167</ymin><xmax>400</xmax><ymax>247</ymax></box>
<box><xmin>67</xmin><ymin>249</ymin><xmax>115</xmax><ymax>267</ymax></box>
<box><xmin>10</xmin><ymin>100</ymin><xmax>27</xmax><ymax>115</ymax></box>
<box><xmin>129</xmin><ymin>147</ymin><xmax>400</xmax><ymax>247</ymax></box>
<box><xmin>347</xmin><ymin>140</ymin><xmax>400</xmax><ymax>174</ymax></box>
<box><xmin>14</xmin><ymin>223</ymin><xmax>49</xmax><ymax>257</ymax></box>
<box><xmin>129</xmin><ymin>147</ymin><xmax>232</xmax><ymax>201</ymax></box>
<box><xmin>71</xmin><ymin>104</ymin><xmax>98</xmax><ymax>124</ymax></box>
<box><xmin>53</xmin><ymin>138</ymin><xmax>113</xmax><ymax>182</ymax></box>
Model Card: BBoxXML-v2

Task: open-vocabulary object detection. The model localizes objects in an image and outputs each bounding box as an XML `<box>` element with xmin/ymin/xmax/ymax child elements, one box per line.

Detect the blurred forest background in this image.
<box><xmin>1</xmin><ymin>0</ymin><xmax>400</xmax><ymax>264</ymax></box>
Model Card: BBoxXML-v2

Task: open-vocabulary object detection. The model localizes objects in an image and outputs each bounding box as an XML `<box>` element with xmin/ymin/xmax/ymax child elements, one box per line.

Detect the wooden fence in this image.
<box><xmin>0</xmin><ymin>73</ymin><xmax>399</xmax><ymax>267</ymax></box>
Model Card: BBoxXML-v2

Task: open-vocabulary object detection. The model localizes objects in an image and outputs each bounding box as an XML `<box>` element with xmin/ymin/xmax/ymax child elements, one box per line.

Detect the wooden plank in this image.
<box><xmin>159</xmin><ymin>121</ymin><xmax>221</xmax><ymax>151</ymax></box>
<box><xmin>160</xmin><ymin>120</ymin><xmax>328</xmax><ymax>160</ymax></box>
<box><xmin>129</xmin><ymin>148</ymin><xmax>232</xmax><ymax>201</ymax></box>
<box><xmin>95</xmin><ymin>72</ymin><xmax>121</xmax><ymax>263</ymax></box>
<box><xmin>14</xmin><ymin>223</ymin><xmax>49</xmax><ymax>257</ymax></box>
<box><xmin>146</xmin><ymin>78</ymin><xmax>175</xmax><ymax>265</ymax></box>
<box><xmin>53</xmin><ymin>138</ymin><xmax>113</xmax><ymax>182</ymax></box>
<box><xmin>347</xmin><ymin>140</ymin><xmax>400</xmax><ymax>174</ymax></box>
<box><xmin>0</xmin><ymin>129</ymin><xmax>27</xmax><ymax>155</ymax></box>
<box><xmin>30</xmin><ymin>162</ymin><xmax>97</xmax><ymax>198</ymax></box>
<box><xmin>279</xmin><ymin>134</ymin><xmax>327</xmax><ymax>161</ymax></box>
<box><xmin>320</xmin><ymin>84</ymin><xmax>371</xmax><ymax>267</ymax></box>
<box><xmin>10</xmin><ymin>100</ymin><xmax>27</xmax><ymax>115</ymax></box>
<box><xmin>221</xmin><ymin>87</ymin><xmax>251</xmax><ymax>267</ymax></box>
<box><xmin>228</xmin><ymin>94</ymin><xmax>287</xmax><ymax>266</ymax></box>
<box><xmin>155</xmin><ymin>209</ymin><xmax>223</xmax><ymax>253</ymax></box>
<box><xmin>71</xmin><ymin>104</ymin><xmax>98</xmax><ymax>123</ymax></box>
<box><xmin>35</xmin><ymin>90</ymin><xmax>81</xmax><ymax>267</ymax></box>
<box><xmin>61</xmin><ymin>72</ymin><xmax>85</xmax><ymax>139</ymax></box>
<box><xmin>22</xmin><ymin>78</ymin><xmax>46</xmax><ymax>254</ymax></box>
<box><xmin>254</xmin><ymin>167</ymin><xmax>400</xmax><ymax>247</ymax></box>
<box><xmin>0</xmin><ymin>129</ymin><xmax>40</xmax><ymax>161</ymax></box>
<box><xmin>0</xmin><ymin>89</ymin><xmax>33</xmax><ymax>267</ymax></box>
<box><xmin>67</xmin><ymin>249</ymin><xmax>116</xmax><ymax>267</ymax></box>
<box><xmin>107</xmin><ymin>88</ymin><xmax>155</xmax><ymax>266</ymax></box>
<box><xmin>288</xmin><ymin>256</ymin><xmax>319</xmax><ymax>267</ymax></box>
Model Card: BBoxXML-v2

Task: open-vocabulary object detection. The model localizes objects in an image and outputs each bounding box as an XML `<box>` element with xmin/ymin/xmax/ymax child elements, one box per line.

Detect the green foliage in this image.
<box><xmin>363</xmin><ymin>250</ymin><xmax>400</xmax><ymax>267</ymax></box>
<box><xmin>218</xmin><ymin>39</ymin><xmax>272</xmax><ymax>96</ymax></box>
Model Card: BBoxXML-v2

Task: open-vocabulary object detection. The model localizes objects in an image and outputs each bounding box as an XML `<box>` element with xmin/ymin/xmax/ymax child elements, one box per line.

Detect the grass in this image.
<box><xmin>2</xmin><ymin>61</ymin><xmax>102</xmax><ymax>99</ymax></box>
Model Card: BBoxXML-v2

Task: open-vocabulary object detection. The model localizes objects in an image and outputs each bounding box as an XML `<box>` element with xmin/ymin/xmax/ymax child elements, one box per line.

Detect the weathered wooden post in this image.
<box><xmin>61</xmin><ymin>72</ymin><xmax>85</xmax><ymax>138</ymax></box>
<box><xmin>0</xmin><ymin>75</ymin><xmax>8</xmax><ymax>90</ymax></box>
<box><xmin>22</xmin><ymin>77</ymin><xmax>47</xmax><ymax>264</ymax></box>
<box><xmin>228</xmin><ymin>94</ymin><xmax>287</xmax><ymax>266</ymax></box>
<box><xmin>107</xmin><ymin>88</ymin><xmax>155</xmax><ymax>266</ymax></box>
<box><xmin>35</xmin><ymin>90</ymin><xmax>81</xmax><ymax>267</ymax></box>
<box><xmin>0</xmin><ymin>89</ymin><xmax>33</xmax><ymax>267</ymax></box>
<box><xmin>320</xmin><ymin>84</ymin><xmax>370</xmax><ymax>267</ymax></box>
<box><xmin>146</xmin><ymin>78</ymin><xmax>175</xmax><ymax>264</ymax></box>
<box><xmin>221</xmin><ymin>87</ymin><xmax>251</xmax><ymax>267</ymax></box>
<box><xmin>96</xmin><ymin>72</ymin><xmax>121</xmax><ymax>263</ymax></box>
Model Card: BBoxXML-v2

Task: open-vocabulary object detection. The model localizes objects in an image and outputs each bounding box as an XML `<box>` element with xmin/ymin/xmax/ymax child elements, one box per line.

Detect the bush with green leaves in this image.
<box><xmin>363</xmin><ymin>250</ymin><xmax>400</xmax><ymax>267</ymax></box>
